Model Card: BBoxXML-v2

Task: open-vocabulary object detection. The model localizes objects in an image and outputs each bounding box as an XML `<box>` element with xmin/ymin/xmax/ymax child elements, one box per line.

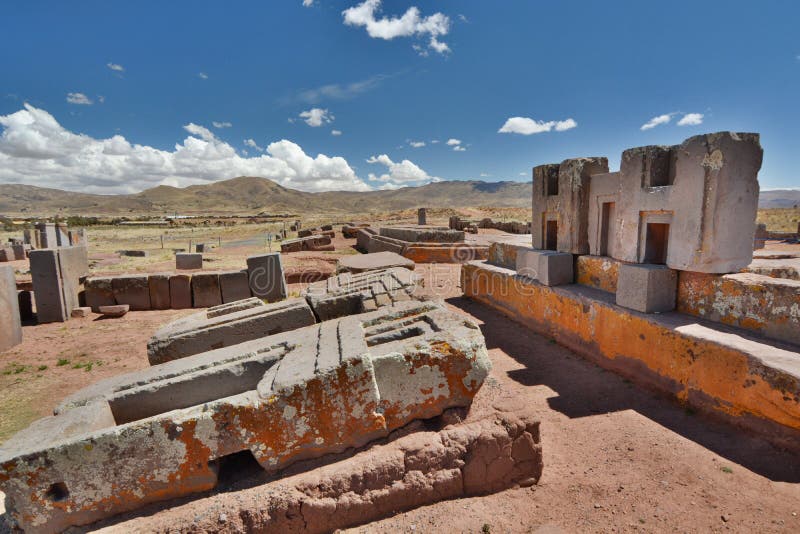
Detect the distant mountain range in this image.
<box><xmin>0</xmin><ymin>177</ymin><xmax>533</xmax><ymax>216</ymax></box>
<box><xmin>0</xmin><ymin>177</ymin><xmax>796</xmax><ymax>217</ymax></box>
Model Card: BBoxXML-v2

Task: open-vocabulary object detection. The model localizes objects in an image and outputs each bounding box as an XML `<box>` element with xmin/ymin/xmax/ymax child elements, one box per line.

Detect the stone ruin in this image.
<box><xmin>0</xmin><ymin>299</ymin><xmax>491</xmax><ymax>532</ymax></box>
<box><xmin>463</xmin><ymin>131</ymin><xmax>800</xmax><ymax>451</ymax></box>
<box><xmin>359</xmin><ymin>225</ymin><xmax>490</xmax><ymax>263</ymax></box>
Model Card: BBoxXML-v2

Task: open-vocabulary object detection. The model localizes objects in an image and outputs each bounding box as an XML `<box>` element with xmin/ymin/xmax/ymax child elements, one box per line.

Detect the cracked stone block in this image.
<box><xmin>616</xmin><ymin>263</ymin><xmax>677</xmax><ymax>313</ymax></box>
<box><xmin>147</xmin><ymin>297</ymin><xmax>316</xmax><ymax>364</ymax></box>
<box><xmin>111</xmin><ymin>275</ymin><xmax>151</xmax><ymax>311</ymax></box>
<box><xmin>0</xmin><ymin>301</ymin><xmax>491</xmax><ymax>533</ymax></box>
<box><xmin>303</xmin><ymin>267</ymin><xmax>421</xmax><ymax>321</ymax></box>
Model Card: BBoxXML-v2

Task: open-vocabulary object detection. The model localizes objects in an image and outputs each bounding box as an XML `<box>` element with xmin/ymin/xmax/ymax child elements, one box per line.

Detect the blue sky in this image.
<box><xmin>0</xmin><ymin>0</ymin><xmax>798</xmax><ymax>194</ymax></box>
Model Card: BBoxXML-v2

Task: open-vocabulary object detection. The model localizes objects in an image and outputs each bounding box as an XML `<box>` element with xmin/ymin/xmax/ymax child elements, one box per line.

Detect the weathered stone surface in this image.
<box><xmin>17</xmin><ymin>290</ymin><xmax>33</xmax><ymax>321</ymax></box>
<box><xmin>191</xmin><ymin>272</ymin><xmax>222</xmax><ymax>308</ymax></box>
<box><xmin>111</xmin><ymin>275</ymin><xmax>151</xmax><ymax>311</ymax></box>
<box><xmin>356</xmin><ymin>227</ymin><xmax>378</xmax><ymax>251</ymax></box>
<box><xmin>147</xmin><ymin>297</ymin><xmax>316</xmax><ymax>364</ymax></box>
<box><xmin>98</xmin><ymin>304</ymin><xmax>129</xmax><ymax>317</ymax></box>
<box><xmin>304</xmin><ymin>267</ymin><xmax>420</xmax><ymax>320</ymax></box>
<box><xmin>0</xmin><ymin>266</ymin><xmax>22</xmax><ymax>351</ymax></box>
<box><xmin>0</xmin><ymin>246</ymin><xmax>13</xmax><ymax>262</ymax></box>
<box><xmin>219</xmin><ymin>270</ymin><xmax>251</xmax><ymax>303</ymax></box>
<box><xmin>247</xmin><ymin>253</ymin><xmax>287</xmax><ymax>302</ymax></box>
<box><xmin>84</xmin><ymin>277</ymin><xmax>116</xmax><ymax>312</ymax></box>
<box><xmin>417</xmin><ymin>207</ymin><xmax>427</xmax><ymax>225</ymax></box>
<box><xmin>343</xmin><ymin>223</ymin><xmax>370</xmax><ymax>238</ymax></box>
<box><xmin>0</xmin><ymin>301</ymin><xmax>490</xmax><ymax>533</ymax></box>
<box><xmin>280</xmin><ymin>235</ymin><xmax>333</xmax><ymax>252</ymax></box>
<box><xmin>532</xmin><ymin>158</ymin><xmax>609</xmax><ymax>254</ymax></box>
<box><xmin>379</xmin><ymin>226</ymin><xmax>463</xmax><ymax>243</ymax></box>
<box><xmin>337</xmin><ymin>251</ymin><xmax>415</xmax><ymax>274</ymax></box>
<box><xmin>176</xmin><ymin>252</ymin><xmax>203</xmax><ymax>270</ymax></box>
<box><xmin>169</xmin><ymin>274</ymin><xmax>192</xmax><ymax>309</ymax></box>
<box><xmin>35</xmin><ymin>222</ymin><xmax>57</xmax><ymax>249</ymax></box>
<box><xmin>616</xmin><ymin>263</ymin><xmax>677</xmax><ymax>313</ymax></box>
<box><xmin>109</xmin><ymin>411</ymin><xmax>542</xmax><ymax>534</ymax></box>
<box><xmin>11</xmin><ymin>244</ymin><xmax>26</xmax><ymax>261</ymax></box>
<box><xmin>70</xmin><ymin>306</ymin><xmax>92</xmax><ymax>318</ymax></box>
<box><xmin>30</xmin><ymin>249</ymin><xmax>66</xmax><ymax>322</ymax></box>
<box><xmin>148</xmin><ymin>273</ymin><xmax>171</xmax><ymax>310</ymax></box>
<box><xmin>516</xmin><ymin>249</ymin><xmax>573</xmax><ymax>286</ymax></box>
<box><xmin>588</xmin><ymin>132</ymin><xmax>763</xmax><ymax>273</ymax></box>
<box><xmin>117</xmin><ymin>250</ymin><xmax>149</xmax><ymax>257</ymax></box>
<box><xmin>463</xmin><ymin>260</ymin><xmax>800</xmax><ymax>450</ymax></box>
<box><xmin>678</xmin><ymin>271</ymin><xmax>800</xmax><ymax>345</ymax></box>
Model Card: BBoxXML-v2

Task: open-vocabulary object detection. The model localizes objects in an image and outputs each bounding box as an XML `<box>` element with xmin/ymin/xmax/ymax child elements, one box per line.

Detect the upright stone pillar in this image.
<box><xmin>35</xmin><ymin>223</ymin><xmax>57</xmax><ymax>249</ymax></box>
<box><xmin>0</xmin><ymin>265</ymin><xmax>22</xmax><ymax>351</ymax></box>
<box><xmin>30</xmin><ymin>246</ymin><xmax>88</xmax><ymax>323</ymax></box>
<box><xmin>417</xmin><ymin>208</ymin><xmax>427</xmax><ymax>226</ymax></box>
<box><xmin>247</xmin><ymin>252</ymin><xmax>287</xmax><ymax>303</ymax></box>
<box><xmin>56</xmin><ymin>223</ymin><xmax>70</xmax><ymax>247</ymax></box>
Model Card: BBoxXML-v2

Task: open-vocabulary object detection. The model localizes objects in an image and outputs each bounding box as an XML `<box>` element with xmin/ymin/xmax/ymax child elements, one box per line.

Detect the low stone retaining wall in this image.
<box><xmin>462</xmin><ymin>260</ymin><xmax>800</xmax><ymax>449</ymax></box>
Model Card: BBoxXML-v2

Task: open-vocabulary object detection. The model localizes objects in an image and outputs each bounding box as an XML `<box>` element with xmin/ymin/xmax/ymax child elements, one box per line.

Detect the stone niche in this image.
<box><xmin>587</xmin><ymin>132</ymin><xmax>763</xmax><ymax>273</ymax></box>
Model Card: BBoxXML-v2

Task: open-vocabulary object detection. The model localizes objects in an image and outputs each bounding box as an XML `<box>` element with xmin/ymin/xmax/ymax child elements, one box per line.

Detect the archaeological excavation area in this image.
<box><xmin>0</xmin><ymin>131</ymin><xmax>799</xmax><ymax>533</ymax></box>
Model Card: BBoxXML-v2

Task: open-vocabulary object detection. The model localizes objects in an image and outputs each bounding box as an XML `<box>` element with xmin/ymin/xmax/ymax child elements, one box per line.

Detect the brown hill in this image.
<box><xmin>0</xmin><ymin>177</ymin><xmax>533</xmax><ymax>217</ymax></box>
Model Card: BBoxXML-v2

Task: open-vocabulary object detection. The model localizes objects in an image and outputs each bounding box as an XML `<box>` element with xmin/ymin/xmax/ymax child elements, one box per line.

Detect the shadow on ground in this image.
<box><xmin>446</xmin><ymin>296</ymin><xmax>800</xmax><ymax>483</ymax></box>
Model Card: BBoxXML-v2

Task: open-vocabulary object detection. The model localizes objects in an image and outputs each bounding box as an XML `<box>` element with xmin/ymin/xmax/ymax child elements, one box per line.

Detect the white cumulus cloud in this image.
<box><xmin>299</xmin><ymin>108</ymin><xmax>334</xmax><ymax>127</ymax></box>
<box><xmin>446</xmin><ymin>138</ymin><xmax>461</xmax><ymax>146</ymax></box>
<box><xmin>66</xmin><ymin>93</ymin><xmax>93</xmax><ymax>105</ymax></box>
<box><xmin>409</xmin><ymin>140</ymin><xmax>425</xmax><ymax>148</ymax></box>
<box><xmin>303</xmin><ymin>0</ymin><xmax>314</xmax><ymax>6</ymax></box>
<box><xmin>0</xmin><ymin>104</ymin><xmax>371</xmax><ymax>194</ymax></box>
<box><xmin>243</xmin><ymin>138</ymin><xmax>263</xmax><ymax>152</ymax></box>
<box><xmin>331</xmin><ymin>129</ymin><xmax>342</xmax><ymax>136</ymax></box>
<box><xmin>677</xmin><ymin>113</ymin><xmax>704</xmax><ymax>126</ymax></box>
<box><xmin>342</xmin><ymin>0</ymin><xmax>451</xmax><ymax>55</ymax></box>
<box><xmin>640</xmin><ymin>113</ymin><xmax>673</xmax><ymax>131</ymax></box>
<box><xmin>107</xmin><ymin>62</ymin><xmax>124</xmax><ymax>72</ymax></box>
<box><xmin>212</xmin><ymin>121</ymin><xmax>232</xmax><ymax>128</ymax></box>
<box><xmin>366</xmin><ymin>153</ymin><xmax>440</xmax><ymax>189</ymax></box>
<box><xmin>198</xmin><ymin>72</ymin><xmax>209</xmax><ymax>80</ymax></box>
<box><xmin>498</xmin><ymin>117</ymin><xmax>577</xmax><ymax>135</ymax></box>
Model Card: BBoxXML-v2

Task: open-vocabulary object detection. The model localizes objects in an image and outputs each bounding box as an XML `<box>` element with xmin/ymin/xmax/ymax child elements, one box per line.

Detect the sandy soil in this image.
<box><xmin>1</xmin><ymin>236</ymin><xmax>799</xmax><ymax>533</ymax></box>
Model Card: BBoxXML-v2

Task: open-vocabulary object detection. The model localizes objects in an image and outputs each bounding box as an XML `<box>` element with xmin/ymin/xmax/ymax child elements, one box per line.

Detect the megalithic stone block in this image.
<box><xmin>303</xmin><ymin>267</ymin><xmax>421</xmax><ymax>321</ymax></box>
<box><xmin>176</xmin><ymin>253</ymin><xmax>203</xmax><ymax>270</ymax></box>
<box><xmin>616</xmin><ymin>263</ymin><xmax>677</xmax><ymax>313</ymax></box>
<box><xmin>247</xmin><ymin>252</ymin><xmax>287</xmax><ymax>302</ymax></box>
<box><xmin>169</xmin><ymin>273</ymin><xmax>192</xmax><ymax>309</ymax></box>
<box><xmin>219</xmin><ymin>270</ymin><xmax>252</xmax><ymax>303</ymax></box>
<box><xmin>0</xmin><ymin>301</ymin><xmax>491</xmax><ymax>533</ymax></box>
<box><xmin>148</xmin><ymin>273</ymin><xmax>171</xmax><ymax>310</ymax></box>
<box><xmin>111</xmin><ymin>275</ymin><xmax>151</xmax><ymax>311</ymax></box>
<box><xmin>0</xmin><ymin>265</ymin><xmax>22</xmax><ymax>351</ymax></box>
<box><xmin>417</xmin><ymin>207</ymin><xmax>427</xmax><ymax>225</ymax></box>
<box><xmin>192</xmin><ymin>272</ymin><xmax>222</xmax><ymax>308</ymax></box>
<box><xmin>147</xmin><ymin>296</ymin><xmax>316</xmax><ymax>364</ymax></box>
<box><xmin>29</xmin><ymin>249</ymin><xmax>68</xmax><ymax>323</ymax></box>
<box><xmin>84</xmin><ymin>277</ymin><xmax>116</xmax><ymax>312</ymax></box>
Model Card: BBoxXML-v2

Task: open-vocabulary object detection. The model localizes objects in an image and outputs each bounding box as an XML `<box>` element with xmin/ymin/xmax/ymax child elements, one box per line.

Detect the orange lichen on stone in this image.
<box><xmin>575</xmin><ymin>255</ymin><xmax>620</xmax><ymax>293</ymax></box>
<box><xmin>462</xmin><ymin>261</ymin><xmax>800</xmax><ymax>436</ymax></box>
<box><xmin>403</xmin><ymin>244</ymin><xmax>489</xmax><ymax>264</ymax></box>
<box><xmin>677</xmin><ymin>271</ymin><xmax>800</xmax><ymax>346</ymax></box>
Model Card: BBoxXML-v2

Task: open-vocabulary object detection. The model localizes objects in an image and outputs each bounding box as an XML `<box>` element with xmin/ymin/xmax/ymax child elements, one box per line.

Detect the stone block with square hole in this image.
<box><xmin>0</xmin><ymin>300</ymin><xmax>491</xmax><ymax>533</ymax></box>
<box><xmin>615</xmin><ymin>263</ymin><xmax>677</xmax><ymax>313</ymax></box>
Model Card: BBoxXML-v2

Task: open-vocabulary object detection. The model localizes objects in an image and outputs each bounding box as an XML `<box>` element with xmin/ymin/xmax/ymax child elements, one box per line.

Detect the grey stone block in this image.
<box><xmin>191</xmin><ymin>272</ymin><xmax>222</xmax><ymax>308</ymax></box>
<box><xmin>616</xmin><ymin>263</ymin><xmax>677</xmax><ymax>313</ymax></box>
<box><xmin>303</xmin><ymin>267</ymin><xmax>421</xmax><ymax>321</ymax></box>
<box><xmin>29</xmin><ymin>249</ymin><xmax>67</xmax><ymax>323</ymax></box>
<box><xmin>148</xmin><ymin>273</ymin><xmax>171</xmax><ymax>310</ymax></box>
<box><xmin>1</xmin><ymin>266</ymin><xmax>22</xmax><ymax>351</ymax></box>
<box><xmin>11</xmin><ymin>244</ymin><xmax>26</xmax><ymax>261</ymax></box>
<box><xmin>147</xmin><ymin>297</ymin><xmax>316</xmax><ymax>364</ymax></box>
<box><xmin>169</xmin><ymin>274</ymin><xmax>192</xmax><ymax>309</ymax></box>
<box><xmin>85</xmin><ymin>277</ymin><xmax>115</xmax><ymax>312</ymax></box>
<box><xmin>219</xmin><ymin>270</ymin><xmax>251</xmax><ymax>303</ymax></box>
<box><xmin>247</xmin><ymin>253</ymin><xmax>286</xmax><ymax>302</ymax></box>
<box><xmin>111</xmin><ymin>275</ymin><xmax>151</xmax><ymax>311</ymax></box>
<box><xmin>536</xmin><ymin>251</ymin><xmax>574</xmax><ymax>286</ymax></box>
<box><xmin>176</xmin><ymin>253</ymin><xmax>203</xmax><ymax>270</ymax></box>
<box><xmin>17</xmin><ymin>290</ymin><xmax>33</xmax><ymax>321</ymax></box>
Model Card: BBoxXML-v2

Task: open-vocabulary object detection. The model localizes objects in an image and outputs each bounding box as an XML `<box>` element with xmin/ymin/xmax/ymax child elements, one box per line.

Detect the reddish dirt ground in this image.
<box><xmin>2</xmin><ymin>239</ymin><xmax>799</xmax><ymax>533</ymax></box>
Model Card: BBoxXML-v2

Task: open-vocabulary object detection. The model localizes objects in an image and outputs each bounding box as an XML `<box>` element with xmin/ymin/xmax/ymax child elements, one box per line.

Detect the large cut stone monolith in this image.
<box><xmin>0</xmin><ymin>266</ymin><xmax>22</xmax><ymax>351</ymax></box>
<box><xmin>247</xmin><ymin>252</ymin><xmax>287</xmax><ymax>302</ymax></box>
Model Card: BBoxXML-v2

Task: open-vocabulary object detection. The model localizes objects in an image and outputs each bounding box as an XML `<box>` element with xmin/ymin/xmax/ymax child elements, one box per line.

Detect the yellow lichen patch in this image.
<box><xmin>575</xmin><ymin>255</ymin><xmax>619</xmax><ymax>293</ymax></box>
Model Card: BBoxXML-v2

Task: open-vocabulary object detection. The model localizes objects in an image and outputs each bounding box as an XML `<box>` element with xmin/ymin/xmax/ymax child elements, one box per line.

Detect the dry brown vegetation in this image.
<box><xmin>757</xmin><ymin>207</ymin><xmax>800</xmax><ymax>232</ymax></box>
